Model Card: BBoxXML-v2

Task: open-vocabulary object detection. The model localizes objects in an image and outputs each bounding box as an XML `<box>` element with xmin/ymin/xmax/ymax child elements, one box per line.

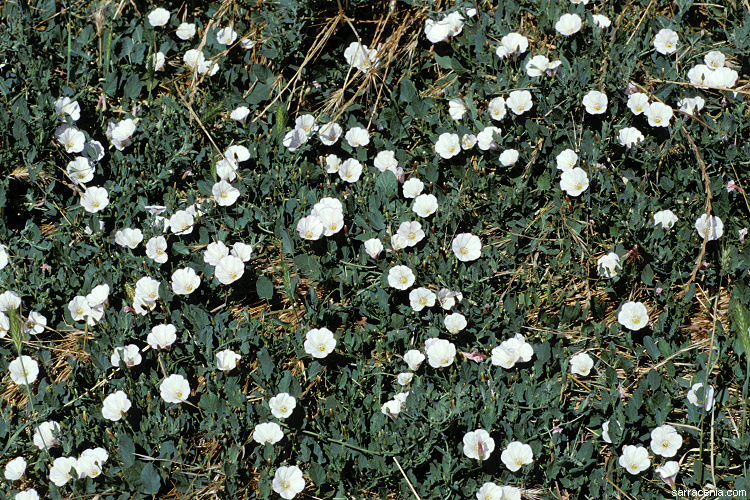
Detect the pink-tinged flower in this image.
<box><xmin>463</xmin><ymin>429</ymin><xmax>495</xmax><ymax>460</ymax></box>
<box><xmin>102</xmin><ymin>390</ymin><xmax>131</xmax><ymax>421</ymax></box>
<box><xmin>160</xmin><ymin>374</ymin><xmax>190</xmax><ymax>403</ymax></box>
<box><xmin>619</xmin><ymin>445</ymin><xmax>650</xmax><ymax>474</ymax></box>
<box><xmin>501</xmin><ymin>441</ymin><xmax>534</xmax><ymax>471</ymax></box>
<box><xmin>460</xmin><ymin>351</ymin><xmax>487</xmax><ymax>363</ymax></box>
<box><xmin>617</xmin><ymin>301</ymin><xmax>649</xmax><ymax>331</ymax></box>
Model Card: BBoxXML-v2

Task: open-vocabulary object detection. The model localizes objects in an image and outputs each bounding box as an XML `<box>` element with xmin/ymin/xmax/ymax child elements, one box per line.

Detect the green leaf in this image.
<box><xmin>140</xmin><ymin>463</ymin><xmax>161</xmax><ymax>495</ymax></box>
<box><xmin>256</xmin><ymin>275</ymin><xmax>274</xmax><ymax>300</ymax></box>
<box><xmin>119</xmin><ymin>434</ymin><xmax>135</xmax><ymax>468</ymax></box>
<box><xmin>123</xmin><ymin>74</ymin><xmax>142</xmax><ymax>102</ymax></box>
<box><xmin>308</xmin><ymin>461</ymin><xmax>326</xmax><ymax>486</ymax></box>
<box><xmin>434</xmin><ymin>54</ymin><xmax>452</xmax><ymax>69</ymax></box>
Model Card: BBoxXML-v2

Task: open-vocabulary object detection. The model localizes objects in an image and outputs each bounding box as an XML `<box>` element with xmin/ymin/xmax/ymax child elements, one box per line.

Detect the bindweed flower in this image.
<box><xmin>363</xmin><ymin>238</ymin><xmax>384</xmax><ymax>259</ymax></box>
<box><xmin>477</xmin><ymin>126</ymin><xmax>502</xmax><ymax>150</ymax></box>
<box><xmin>338</xmin><ymin>158</ymin><xmax>363</xmax><ymax>183</ymax></box>
<box><xmin>426</xmin><ymin>338</ymin><xmax>456</xmax><ymax>368</ymax></box>
<box><xmin>216</xmin><ymin>349</ymin><xmax>241</xmax><ymax>372</ymax></box>
<box><xmin>176</xmin><ymin>22</ymin><xmax>196</xmax><ymax>40</ymax></box>
<box><xmin>273</xmin><ymin>465</ymin><xmax>305</xmax><ymax>499</ymax></box>
<box><xmin>560</xmin><ymin>168</ymin><xmax>589</xmax><ymax>196</ymax></box>
<box><xmin>304</xmin><ymin>327</ymin><xmax>336</xmax><ymax>359</ymax></box>
<box><xmin>253</xmin><ymin>422</ymin><xmax>284</xmax><ymax>445</ymax></box>
<box><xmin>488</xmin><ymin>97</ymin><xmax>506</xmax><ymax>121</ymax></box>
<box><xmin>452</xmin><ymin>233</ymin><xmax>482</xmax><ymax>261</ymax></box>
<box><xmin>215</xmin><ymin>255</ymin><xmax>245</xmax><ymax>285</ymax></box>
<box><xmin>687</xmin><ymin>382</ymin><xmax>715</xmax><ymax>410</ymax></box>
<box><xmin>654</xmin><ymin>28</ymin><xmax>678</xmax><ymax>55</ymax></box>
<box><xmin>435</xmin><ymin>133</ymin><xmax>461</xmax><ymax>159</ymax></box>
<box><xmin>215</xmin><ymin>27</ymin><xmax>238</xmax><ymax>45</ymax></box>
<box><xmin>463</xmin><ymin>429</ymin><xmax>495</xmax><ymax>460</ymax></box>
<box><xmin>4</xmin><ymin>456</ymin><xmax>26</xmax><ymax>481</ymax></box>
<box><xmin>171</xmin><ymin>267</ymin><xmax>201</xmax><ymax>295</ymax></box>
<box><xmin>33</xmin><ymin>420</ymin><xmax>61</xmax><ymax>450</ymax></box>
<box><xmin>150</xmin><ymin>52</ymin><xmax>165</xmax><ymax>71</ymax></box>
<box><xmin>49</xmin><ymin>457</ymin><xmax>77</xmax><ymax>487</ymax></box>
<box><xmin>147</xmin><ymin>8</ymin><xmax>170</xmax><ymax>27</ymax></box>
<box><xmin>295</xmin><ymin>114</ymin><xmax>317</xmax><ymax>135</ymax></box>
<box><xmin>269</xmin><ymin>393</ymin><xmax>296</xmax><ymax>419</ymax></box>
<box><xmin>56</xmin><ymin>125</ymin><xmax>86</xmax><ymax>153</ymax></box>
<box><xmin>650</xmin><ymin>424</ymin><xmax>682</xmax><ymax>457</ymax></box>
<box><xmin>81</xmin><ymin>186</ymin><xmax>109</xmax><ymax>213</ymax></box>
<box><xmin>397</xmin><ymin>221</ymin><xmax>425</xmax><ymax>247</ymax></box>
<box><xmin>102</xmin><ymin>390</ymin><xmax>131</xmax><ymax>421</ymax></box>
<box><xmin>499</xmin><ymin>149</ymin><xmax>519</xmax><ymax>166</ymax></box>
<box><xmin>654</xmin><ymin>209</ymin><xmax>678</xmax><ymax>229</ymax></box>
<box><xmin>213</xmin><ymin>181</ymin><xmax>241</xmax><ymax>206</ymax></box>
<box><xmin>705</xmin><ymin>51</ymin><xmax>725</xmax><ymax>69</ymax></box>
<box><xmin>403</xmin><ymin>350</ymin><xmax>426</xmax><ymax>371</ymax></box>
<box><xmin>147</xmin><ymin>324</ymin><xmax>177</xmax><ymax>350</ymax></box>
<box><xmin>619</xmin><ymin>445</ymin><xmax>650</xmax><ymax>474</ymax></box>
<box><xmin>476</xmin><ymin>482</ymin><xmax>504</xmax><ymax>500</ymax></box>
<box><xmin>397</xmin><ymin>372</ymin><xmax>413</xmax><ymax>385</ymax></box>
<box><xmin>506</xmin><ymin>90</ymin><xmax>533</xmax><ymax>115</ymax></box>
<box><xmin>170</xmin><ymin>210</ymin><xmax>194</xmax><ymax>235</ymax></box>
<box><xmin>204</xmin><ymin>241</ymin><xmax>229</xmax><ymax>266</ymax></box>
<box><xmin>656</xmin><ymin>461</ymin><xmax>680</xmax><ymax>487</ymax></box>
<box><xmin>67</xmin><ymin>157</ymin><xmax>94</xmax><ymax>185</ymax></box>
<box><xmin>555</xmin><ymin>13</ymin><xmax>582</xmax><ymax>36</ymax></box>
<box><xmin>501</xmin><ymin>441</ymin><xmax>534</xmax><ymax>472</ymax></box>
<box><xmin>678</xmin><ymin>96</ymin><xmax>705</xmax><ymax>115</ymax></box>
<box><xmin>495</xmin><ymin>32</ymin><xmax>528</xmax><ymax>58</ymax></box>
<box><xmin>160</xmin><ymin>374</ymin><xmax>190</xmax><ymax>403</ymax></box>
<box><xmin>448</xmin><ymin>98</ymin><xmax>467</xmax><ymax>120</ymax></box>
<box><xmin>297</xmin><ymin>215</ymin><xmax>324</xmax><ymax>241</ymax></box>
<box><xmin>556</xmin><ymin>149</ymin><xmax>578</xmax><ymax>171</ymax></box>
<box><xmin>695</xmin><ymin>213</ymin><xmax>723</xmax><ymax>241</ymax></box>
<box><xmin>444</xmin><ymin>312</ymin><xmax>467</xmax><ymax>334</ymax></box>
<box><xmin>618</xmin><ymin>301</ymin><xmax>649</xmax><ymax>331</ymax></box>
<box><xmin>644</xmin><ymin>102</ymin><xmax>673</xmax><ymax>127</ymax></box>
<box><xmin>111</xmin><ymin>345</ymin><xmax>142</xmax><ymax>368</ymax></box>
<box><xmin>592</xmin><ymin>14</ymin><xmax>611</xmax><ymax>28</ymax></box>
<box><xmin>627</xmin><ymin>92</ymin><xmax>650</xmax><ymax>115</ymax></box>
<box><xmin>114</xmin><ymin>228</ymin><xmax>143</xmax><ymax>249</ymax></box>
<box><xmin>23</xmin><ymin>312</ymin><xmax>46</xmax><ymax>335</ymax></box>
<box><xmin>318</xmin><ymin>122</ymin><xmax>342</xmax><ymax>145</ymax></box>
<box><xmin>569</xmin><ymin>352</ymin><xmax>594</xmax><ymax>376</ymax></box>
<box><xmin>402</xmin><ymin>178</ymin><xmax>424</xmax><ymax>198</ymax></box>
<box><xmin>597</xmin><ymin>252</ymin><xmax>621</xmax><ymax>278</ymax></box>
<box><xmin>16</xmin><ymin>490</ymin><xmax>40</xmax><ymax>500</ymax></box>
<box><xmin>388</xmin><ymin>265</ymin><xmax>415</xmax><ymax>290</ymax></box>
<box><xmin>619</xmin><ymin>127</ymin><xmax>645</xmax><ymax>148</ymax></box>
<box><xmin>345</xmin><ymin>126</ymin><xmax>370</xmax><ymax>147</ymax></box>
<box><xmin>374</xmin><ymin>150</ymin><xmax>398</xmax><ymax>173</ymax></box>
<box><xmin>409</xmin><ymin>287</ymin><xmax>436</xmax><ymax>312</ymax></box>
<box><xmin>9</xmin><ymin>356</ymin><xmax>39</xmax><ymax>386</ymax></box>
<box><xmin>437</xmin><ymin>288</ymin><xmax>463</xmax><ymax>310</ymax></box>
<box><xmin>582</xmin><ymin>90</ymin><xmax>608</xmax><ymax>114</ymax></box>
<box><xmin>55</xmin><ymin>97</ymin><xmax>81</xmax><ymax>121</ymax></box>
<box><xmin>109</xmin><ymin>119</ymin><xmax>136</xmax><ymax>150</ymax></box>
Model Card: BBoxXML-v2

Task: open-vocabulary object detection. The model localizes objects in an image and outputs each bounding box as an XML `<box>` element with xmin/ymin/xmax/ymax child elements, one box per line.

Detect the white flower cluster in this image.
<box><xmin>343</xmin><ymin>42</ymin><xmax>380</xmax><ymax>72</ymax></box>
<box><xmin>296</xmin><ymin>197</ymin><xmax>345</xmax><ymax>241</ymax></box>
<box><xmin>203</xmin><ymin>239</ymin><xmax>253</xmax><ymax>285</ymax></box>
<box><xmin>424</xmin><ymin>11</ymin><xmax>466</xmax><ymax>44</ymax></box>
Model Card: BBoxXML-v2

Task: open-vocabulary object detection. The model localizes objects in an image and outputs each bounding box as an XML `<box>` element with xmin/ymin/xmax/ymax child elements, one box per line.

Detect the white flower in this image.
<box><xmin>476</xmin><ymin>482</ymin><xmax>504</xmax><ymax>500</ymax></box>
<box><xmin>460</xmin><ymin>133</ymin><xmax>476</xmax><ymax>150</ymax></box>
<box><xmin>33</xmin><ymin>421</ymin><xmax>61</xmax><ymax>450</ymax></box>
<box><xmin>402</xmin><ymin>178</ymin><xmax>424</xmax><ymax>198</ymax></box>
<box><xmin>343</xmin><ymin>42</ymin><xmax>379</xmax><ymax>71</ymax></box>
<box><xmin>570</xmin><ymin>352</ymin><xmax>594</xmax><ymax>376</ymax></box>
<box><xmin>0</xmin><ymin>311</ymin><xmax>8</xmax><ymax>338</ymax></box>
<box><xmin>215</xmin><ymin>26</ymin><xmax>238</xmax><ymax>45</ymax></box>
<box><xmin>403</xmin><ymin>350</ymin><xmax>426</xmax><ymax>371</ymax></box>
<box><xmin>269</xmin><ymin>392</ymin><xmax>296</xmax><ymax>419</ymax></box>
<box><xmin>706</xmin><ymin>66</ymin><xmax>739</xmax><ymax>89</ymax></box>
<box><xmin>413</xmin><ymin>193</ymin><xmax>438</xmax><ymax>218</ymax></box>
<box><xmin>339</xmin><ymin>158</ymin><xmax>363</xmax><ymax>183</ymax></box>
<box><xmin>695</xmin><ymin>213</ymin><xmax>723</xmax><ymax>241</ymax></box>
<box><xmin>487</xmin><ymin>97</ymin><xmax>507</xmax><ymax>121</ymax></box>
<box><xmin>150</xmin><ymin>51</ymin><xmax>165</xmax><ymax>71</ymax></box>
<box><xmin>463</xmin><ymin>429</ymin><xmax>495</xmax><ymax>460</ymax></box>
<box><xmin>0</xmin><ymin>290</ymin><xmax>21</xmax><ymax>312</ymax></box>
<box><xmin>215</xmin><ymin>255</ymin><xmax>245</xmax><ymax>285</ymax></box>
<box><xmin>9</xmin><ymin>356</ymin><xmax>39</xmax><ymax>385</ymax></box>
<box><xmin>0</xmin><ymin>245</ymin><xmax>7</xmax><ymax>270</ymax></box>
<box><xmin>273</xmin><ymin>465</ymin><xmax>305</xmax><ymax>499</ymax></box>
<box><xmin>241</xmin><ymin>39</ymin><xmax>257</xmax><ymax>50</ymax></box>
<box><xmin>627</xmin><ymin>92</ymin><xmax>650</xmax><ymax>115</ymax></box>
<box><xmin>556</xmin><ymin>149</ymin><xmax>578</xmax><ymax>172</ymax></box>
<box><xmin>444</xmin><ymin>313</ymin><xmax>467</xmax><ymax>334</ymax></box>
<box><xmin>323</xmin><ymin>154</ymin><xmax>341</xmax><ymax>174</ymax></box>
<box><xmin>424</xmin><ymin>13</ymin><xmax>463</xmax><ymax>43</ymax></box>
<box><xmin>435</xmin><ymin>133</ymin><xmax>461</xmax><ymax>159</ymax></box>
<box><xmin>555</xmin><ymin>13</ymin><xmax>582</xmax><ymax>36</ymax></box>
<box><xmin>374</xmin><ymin>150</ymin><xmax>398</xmax><ymax>173</ymax></box>
<box><xmin>592</xmin><ymin>14</ymin><xmax>611</xmax><ymax>28</ymax></box>
<box><xmin>654</xmin><ymin>209</ymin><xmax>678</xmax><ymax>229</ymax></box>
<box><xmin>437</xmin><ymin>288</ymin><xmax>463</xmax><ymax>310</ymax></box>
<box><xmin>49</xmin><ymin>457</ymin><xmax>77</xmax><ymax>486</ymax></box>
<box><xmin>283</xmin><ymin>128</ymin><xmax>308</xmax><ymax>151</ymax></box>
<box><xmin>560</xmin><ymin>167</ymin><xmax>589</xmax><ymax>196</ymax></box>
<box><xmin>391</xmin><ymin>234</ymin><xmax>409</xmax><ymax>251</ymax></box>
<box><xmin>501</xmin><ymin>441</ymin><xmax>534</xmax><ymax>472</ymax></box>
<box><xmin>704</xmin><ymin>51</ymin><xmax>725</xmax><ymax>70</ymax></box>
<box><xmin>477</xmin><ymin>126</ymin><xmax>502</xmax><ymax>150</ymax></box>
<box><xmin>170</xmin><ymin>210</ymin><xmax>194</xmax><ymax>235</ymax></box>
<box><xmin>296</xmin><ymin>215</ymin><xmax>324</xmax><ymax>241</ymax></box>
<box><xmin>253</xmin><ymin>422</ymin><xmax>284</xmax><ymax>445</ymax></box>
<box><xmin>147</xmin><ymin>8</ymin><xmax>170</xmax><ymax>27</ymax></box>
<box><xmin>23</xmin><ymin>311</ymin><xmax>46</xmax><ymax>335</ymax></box>
<box><xmin>135</xmin><ymin>276</ymin><xmax>160</xmax><ymax>303</ymax></box>
<box><xmin>111</xmin><ymin>345</ymin><xmax>142</xmax><ymax>368</ymax></box>
<box><xmin>409</xmin><ymin>287</ymin><xmax>436</xmax><ymax>312</ymax></box>
<box><xmin>397</xmin><ymin>372</ymin><xmax>413</xmax><ymax>386</ymax></box>
<box><xmin>102</xmin><ymin>390</ymin><xmax>131</xmax><ymax>421</ymax></box>
<box><xmin>452</xmin><ymin>233</ymin><xmax>482</xmax><ymax>261</ymax></box>
<box><xmin>109</xmin><ymin>119</ymin><xmax>136</xmax><ymax>150</ymax></box>
<box><xmin>654</xmin><ymin>28</ymin><xmax>678</xmax><ymax>55</ymax></box>
<box><xmin>397</xmin><ymin>221</ymin><xmax>425</xmax><ymax>247</ymax></box>
<box><xmin>448</xmin><ymin>98</ymin><xmax>467</xmax><ymax>120</ymax></box>
<box><xmin>491</xmin><ymin>344</ymin><xmax>520</xmax><ymax>369</ymax></box>
<box><xmin>80</xmin><ymin>186</ymin><xmax>109</xmax><ymax>213</ymax></box>
<box><xmin>143</xmin><ymin>236</ymin><xmax>167</xmax><ymax>264</ymax></box>
<box><xmin>677</xmin><ymin>96</ymin><xmax>705</xmax><ymax>115</ymax></box>
<box><xmin>644</xmin><ymin>102</ymin><xmax>673</xmax><ymax>127</ymax></box>
<box><xmin>304</xmin><ymin>327</ymin><xmax>336</xmax><ymax>358</ymax></box>
<box><xmin>619</xmin><ymin>127</ymin><xmax>645</xmax><ymax>148</ymax></box>
<box><xmin>56</xmin><ymin>125</ymin><xmax>86</xmax><ymax>153</ymax></box>
<box><xmin>363</xmin><ymin>238</ymin><xmax>384</xmax><ymax>259</ymax></box>
<box><xmin>687</xmin><ymin>382</ymin><xmax>715</xmax><ymax>410</ymax></box>
<box><xmin>503</xmin><ymin>334</ymin><xmax>534</xmax><ymax>362</ymax></box>
<box><xmin>147</xmin><ymin>324</ymin><xmax>177</xmax><ymax>350</ymax></box>
<box><xmin>426</xmin><ymin>338</ymin><xmax>456</xmax><ymax>368</ymax></box>
<box><xmin>216</xmin><ymin>349</ymin><xmax>241</xmax><ymax>372</ymax></box>
<box><xmin>171</xmin><ymin>267</ymin><xmax>201</xmax><ymax>295</ymax></box>
<box><xmin>204</xmin><ymin>243</ymin><xmax>232</xmax><ymax>266</ymax></box>
<box><xmin>506</xmin><ymin>90</ymin><xmax>533</xmax><ymax>115</ymax></box>
<box><xmin>597</xmin><ymin>252</ymin><xmax>621</xmax><ymax>278</ymax></box>
<box><xmin>687</xmin><ymin>64</ymin><xmax>712</xmax><ymax>88</ymax></box>
<box><xmin>388</xmin><ymin>265</ymin><xmax>415</xmax><ymax>290</ymax></box>
<box><xmin>176</xmin><ymin>22</ymin><xmax>196</xmax><ymax>40</ymax></box>
<box><xmin>15</xmin><ymin>490</ymin><xmax>40</xmax><ymax>500</ymax></box>
<box><xmin>160</xmin><ymin>374</ymin><xmax>190</xmax><ymax>403</ymax></box>
<box><xmin>230</xmin><ymin>106</ymin><xmax>250</xmax><ymax>124</ymax></box>
<box><xmin>345</xmin><ymin>126</ymin><xmax>370</xmax><ymax>147</ymax></box>
<box><xmin>318</xmin><ymin>122</ymin><xmax>342</xmax><ymax>145</ymax></box>
<box><xmin>496</xmin><ymin>33</ymin><xmax>528</xmax><ymax>58</ymax></box>
<box><xmin>499</xmin><ymin>149</ymin><xmax>519</xmax><ymax>166</ymax></box>
<box><xmin>582</xmin><ymin>90</ymin><xmax>608</xmax><ymax>115</ymax></box>
<box><xmin>55</xmin><ymin>97</ymin><xmax>80</xmax><ymax>121</ymax></box>
<box><xmin>295</xmin><ymin>114</ymin><xmax>317</xmax><ymax>135</ymax></box>
<box><xmin>619</xmin><ymin>445</ymin><xmax>650</xmax><ymax>474</ymax></box>
<box><xmin>4</xmin><ymin>456</ymin><xmax>26</xmax><ymax>481</ymax></box>
<box><xmin>67</xmin><ymin>157</ymin><xmax>94</xmax><ymax>185</ymax></box>
<box><xmin>525</xmin><ymin>54</ymin><xmax>550</xmax><ymax>77</ymax></box>
<box><xmin>650</xmin><ymin>424</ymin><xmax>682</xmax><ymax>457</ymax></box>
<box><xmin>656</xmin><ymin>461</ymin><xmax>680</xmax><ymax>485</ymax></box>
<box><xmin>618</xmin><ymin>301</ymin><xmax>649</xmax><ymax>331</ymax></box>
<box><xmin>114</xmin><ymin>228</ymin><xmax>143</xmax><ymax>249</ymax></box>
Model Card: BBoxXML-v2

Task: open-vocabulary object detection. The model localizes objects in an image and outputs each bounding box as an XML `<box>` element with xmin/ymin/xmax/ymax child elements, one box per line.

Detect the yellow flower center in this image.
<box><xmin>176</xmin><ymin>391</ymin><xmax>182</xmax><ymax>398</ymax></box>
<box><xmin>460</xmin><ymin>247</ymin><xmax>467</xmax><ymax>254</ymax></box>
<box><xmin>400</xmin><ymin>276</ymin><xmax>408</xmax><ymax>284</ymax></box>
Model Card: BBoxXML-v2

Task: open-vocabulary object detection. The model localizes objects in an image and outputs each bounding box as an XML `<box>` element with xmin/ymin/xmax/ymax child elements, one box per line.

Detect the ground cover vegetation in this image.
<box><xmin>1</xmin><ymin>0</ymin><xmax>750</xmax><ymax>498</ymax></box>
